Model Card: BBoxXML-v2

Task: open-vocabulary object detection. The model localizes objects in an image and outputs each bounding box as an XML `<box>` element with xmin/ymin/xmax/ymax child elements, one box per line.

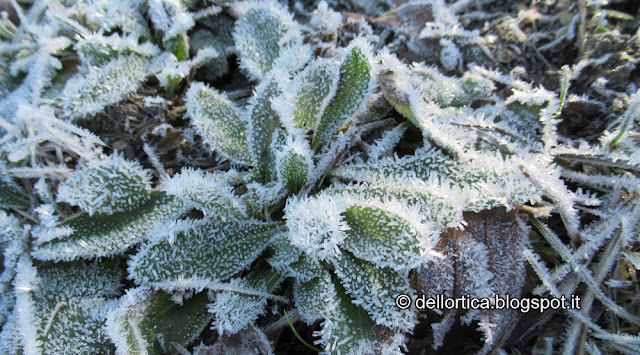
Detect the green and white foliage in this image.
<box><xmin>105</xmin><ymin>287</ymin><xmax>211</xmax><ymax>355</ymax></box>
<box><xmin>0</xmin><ymin>177</ymin><xmax>29</xmax><ymax>210</ymax></box>
<box><xmin>190</xmin><ymin>13</ymin><xmax>235</xmax><ymax>80</ymax></box>
<box><xmin>61</xmin><ymin>54</ymin><xmax>152</xmax><ymax>119</ymax></box>
<box><xmin>4</xmin><ymin>257</ymin><xmax>122</xmax><ymax>354</ymax></box>
<box><xmin>209</xmin><ymin>269</ymin><xmax>282</xmax><ymax>334</ymax></box>
<box><xmin>293</xmin><ymin>269</ymin><xmax>333</xmax><ymax>324</ymax></box>
<box><xmin>333</xmin><ymin>251</ymin><xmax>416</xmax><ymax>332</ymax></box>
<box><xmin>311</xmin><ymin>38</ymin><xmax>377</xmax><ymax>151</ymax></box>
<box><xmin>2</xmin><ymin>0</ymin><xmax>640</xmax><ymax>353</ymax></box>
<box><xmin>275</xmin><ymin>136</ymin><xmax>313</xmax><ymax>194</ymax></box>
<box><xmin>246</xmin><ymin>75</ymin><xmax>285</xmax><ymax>183</ymax></box>
<box><xmin>0</xmin><ymin>212</ymin><xmax>28</xmax><ymax>327</ymax></box>
<box><xmin>154</xmin><ymin>47</ymin><xmax>219</xmax><ymax>89</ymax></box>
<box><xmin>147</xmin><ymin>0</ymin><xmax>195</xmax><ymax>43</ymax></box>
<box><xmin>75</xmin><ymin>33</ymin><xmax>160</xmax><ymax>67</ymax></box>
<box><xmin>318</xmin><ymin>278</ymin><xmax>376</xmax><ymax>354</ymax></box>
<box><xmin>273</xmin><ymin>58</ymin><xmax>340</xmax><ymax>133</ymax></box>
<box><xmin>32</xmin><ymin>191</ymin><xmax>185</xmax><ymax>261</ymax></box>
<box><xmin>128</xmin><ymin>219</ymin><xmax>280</xmax><ymax>290</ymax></box>
<box><xmin>161</xmin><ymin>168</ymin><xmax>246</xmax><ymax>219</ymax></box>
<box><xmin>185</xmin><ymin>82</ymin><xmax>250</xmax><ymax>164</ymax></box>
<box><xmin>57</xmin><ymin>153</ymin><xmax>152</xmax><ymax>215</ymax></box>
<box><xmin>232</xmin><ymin>0</ymin><xmax>304</xmax><ymax>80</ymax></box>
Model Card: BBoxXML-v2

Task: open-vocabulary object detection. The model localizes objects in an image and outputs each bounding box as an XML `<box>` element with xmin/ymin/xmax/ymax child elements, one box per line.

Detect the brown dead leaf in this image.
<box><xmin>412</xmin><ymin>208</ymin><xmax>528</xmax><ymax>353</ymax></box>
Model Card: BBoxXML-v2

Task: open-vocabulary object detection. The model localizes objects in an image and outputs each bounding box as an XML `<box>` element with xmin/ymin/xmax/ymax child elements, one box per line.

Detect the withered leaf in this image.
<box><xmin>412</xmin><ymin>208</ymin><xmax>527</xmax><ymax>353</ymax></box>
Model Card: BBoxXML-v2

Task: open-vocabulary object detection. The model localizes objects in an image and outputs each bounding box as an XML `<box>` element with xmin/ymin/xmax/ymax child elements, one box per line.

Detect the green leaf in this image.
<box><xmin>57</xmin><ymin>153</ymin><xmax>152</xmax><ymax>215</ymax></box>
<box><xmin>163</xmin><ymin>168</ymin><xmax>247</xmax><ymax>220</ymax></box>
<box><xmin>293</xmin><ymin>270</ymin><xmax>332</xmax><ymax>324</ymax></box>
<box><xmin>35</xmin><ymin>261</ymin><xmax>122</xmax><ymax>354</ymax></box>
<box><xmin>129</xmin><ymin>220</ymin><xmax>281</xmax><ymax>287</ymax></box>
<box><xmin>233</xmin><ymin>2</ymin><xmax>301</xmax><ymax>79</ymax></box>
<box><xmin>210</xmin><ymin>270</ymin><xmax>283</xmax><ymax>334</ymax></box>
<box><xmin>331</xmin><ymin>149</ymin><xmax>540</xmax><ymax>211</ymax></box>
<box><xmin>333</xmin><ymin>251</ymin><xmax>416</xmax><ymax>332</ymax></box>
<box><xmin>266</xmin><ymin>231</ymin><xmax>302</xmax><ymax>268</ymax></box>
<box><xmin>341</xmin><ymin>203</ymin><xmax>430</xmax><ymax>272</ymax></box>
<box><xmin>276</xmin><ymin>139</ymin><xmax>312</xmax><ymax>194</ymax></box>
<box><xmin>0</xmin><ymin>179</ymin><xmax>29</xmax><ymax>209</ymax></box>
<box><xmin>185</xmin><ymin>82</ymin><xmax>249</xmax><ymax>164</ymax></box>
<box><xmin>288</xmin><ymin>254</ymin><xmax>325</xmax><ymax>283</ymax></box>
<box><xmin>106</xmin><ymin>288</ymin><xmax>211</xmax><ymax>355</ymax></box>
<box><xmin>61</xmin><ymin>54</ymin><xmax>150</xmax><ymax>119</ymax></box>
<box><xmin>246</xmin><ymin>78</ymin><xmax>283</xmax><ymax>183</ymax></box>
<box><xmin>312</xmin><ymin>40</ymin><xmax>375</xmax><ymax>151</ymax></box>
<box><xmin>327</xmin><ymin>182</ymin><xmax>462</xmax><ymax>229</ymax></box>
<box><xmin>319</xmin><ymin>277</ymin><xmax>375</xmax><ymax>354</ymax></box>
<box><xmin>290</xmin><ymin>59</ymin><xmax>339</xmax><ymax>131</ymax></box>
<box><xmin>32</xmin><ymin>191</ymin><xmax>185</xmax><ymax>261</ymax></box>
<box><xmin>75</xmin><ymin>33</ymin><xmax>160</xmax><ymax>67</ymax></box>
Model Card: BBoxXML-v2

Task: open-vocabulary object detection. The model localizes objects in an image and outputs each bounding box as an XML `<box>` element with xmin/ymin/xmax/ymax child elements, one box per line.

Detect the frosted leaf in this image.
<box><xmin>241</xmin><ymin>181</ymin><xmax>287</xmax><ymax>219</ymax></box>
<box><xmin>275</xmin><ymin>136</ymin><xmax>313</xmax><ymax>194</ymax></box>
<box><xmin>154</xmin><ymin>48</ymin><xmax>219</xmax><ymax>88</ymax></box>
<box><xmin>2</xmin><ymin>104</ymin><xmax>104</xmax><ymax>163</ymax></box>
<box><xmin>189</xmin><ymin>13</ymin><xmax>234</xmax><ymax>81</ymax></box>
<box><xmin>439</xmin><ymin>38</ymin><xmax>460</xmax><ymax>71</ymax></box>
<box><xmin>414</xmin><ymin>209</ymin><xmax>528</xmax><ymax>350</ymax></box>
<box><xmin>185</xmin><ymin>82</ymin><xmax>249</xmax><ymax>164</ymax></box>
<box><xmin>0</xmin><ymin>179</ymin><xmax>29</xmax><ymax>209</ymax></box>
<box><xmin>412</xmin><ymin>63</ymin><xmax>493</xmax><ymax>107</ymax></box>
<box><xmin>61</xmin><ymin>54</ymin><xmax>150</xmax><ymax>119</ymax></box>
<box><xmin>333</xmin><ymin>251</ymin><xmax>416</xmax><ymax>332</ymax></box>
<box><xmin>13</xmin><ymin>259</ymin><xmax>122</xmax><ymax>354</ymax></box>
<box><xmin>162</xmin><ymin>167</ymin><xmax>246</xmax><ymax>220</ymax></box>
<box><xmin>293</xmin><ymin>270</ymin><xmax>332</xmax><ymax>324</ymax></box>
<box><xmin>0</xmin><ymin>310</ymin><xmax>20</xmax><ymax>353</ymax></box>
<box><xmin>246</xmin><ymin>77</ymin><xmax>283</xmax><ymax>183</ymax></box>
<box><xmin>610</xmin><ymin>88</ymin><xmax>640</xmax><ymax>147</ymax></box>
<box><xmin>105</xmin><ymin>287</ymin><xmax>211</xmax><ymax>355</ymax></box>
<box><xmin>266</xmin><ymin>232</ymin><xmax>324</xmax><ymax>282</ymax></box>
<box><xmin>318</xmin><ymin>278</ymin><xmax>375</xmax><ymax>354</ymax></box>
<box><xmin>147</xmin><ymin>0</ymin><xmax>195</xmax><ymax>42</ymax></box>
<box><xmin>32</xmin><ymin>192</ymin><xmax>185</xmax><ymax>261</ymax></box>
<box><xmin>266</xmin><ymin>231</ymin><xmax>302</xmax><ymax>269</ymax></box>
<box><xmin>326</xmin><ymin>179</ymin><xmax>463</xmax><ymax>229</ymax></box>
<box><xmin>340</xmin><ymin>201</ymin><xmax>438</xmax><ymax>272</ymax></box>
<box><xmin>332</xmin><ymin>149</ymin><xmax>541</xmax><ymax>211</ymax></box>
<box><xmin>310</xmin><ymin>1</ymin><xmax>343</xmax><ymax>35</ymax></box>
<box><xmin>233</xmin><ymin>0</ymin><xmax>301</xmax><ymax>80</ymax></box>
<box><xmin>129</xmin><ymin>219</ymin><xmax>281</xmax><ymax>287</ymax></box>
<box><xmin>284</xmin><ymin>194</ymin><xmax>350</xmax><ymax>261</ymax></box>
<box><xmin>209</xmin><ymin>270</ymin><xmax>282</xmax><ymax>335</ymax></box>
<box><xmin>288</xmin><ymin>254</ymin><xmax>325</xmax><ymax>283</ymax></box>
<box><xmin>365</xmin><ymin>122</ymin><xmax>410</xmax><ymax>161</ymax></box>
<box><xmin>66</xmin><ymin>0</ymin><xmax>148</xmax><ymax>35</ymax></box>
<box><xmin>0</xmin><ymin>212</ymin><xmax>28</xmax><ymax>327</ymax></box>
<box><xmin>311</xmin><ymin>38</ymin><xmax>377</xmax><ymax>151</ymax></box>
<box><xmin>57</xmin><ymin>153</ymin><xmax>152</xmax><ymax>216</ymax></box>
<box><xmin>75</xmin><ymin>33</ymin><xmax>160</xmax><ymax>67</ymax></box>
<box><xmin>276</xmin><ymin>58</ymin><xmax>339</xmax><ymax>133</ymax></box>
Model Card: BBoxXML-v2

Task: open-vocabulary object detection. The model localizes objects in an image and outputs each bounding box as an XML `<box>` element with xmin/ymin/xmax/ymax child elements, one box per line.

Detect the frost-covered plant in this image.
<box><xmin>1</xmin><ymin>0</ymin><xmax>639</xmax><ymax>354</ymax></box>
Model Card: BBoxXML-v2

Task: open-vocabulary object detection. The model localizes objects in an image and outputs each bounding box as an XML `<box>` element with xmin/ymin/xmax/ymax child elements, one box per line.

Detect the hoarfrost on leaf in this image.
<box><xmin>57</xmin><ymin>153</ymin><xmax>152</xmax><ymax>216</ymax></box>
